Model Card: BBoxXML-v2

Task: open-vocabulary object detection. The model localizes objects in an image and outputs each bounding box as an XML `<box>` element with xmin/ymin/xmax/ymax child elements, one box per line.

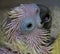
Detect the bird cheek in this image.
<box><xmin>35</xmin><ymin>14</ymin><xmax>43</xmax><ymax>29</ymax></box>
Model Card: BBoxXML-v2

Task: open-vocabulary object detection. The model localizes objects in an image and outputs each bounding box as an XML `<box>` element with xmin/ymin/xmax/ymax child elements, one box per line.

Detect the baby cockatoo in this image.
<box><xmin>0</xmin><ymin>3</ymin><xmax>52</xmax><ymax>54</ymax></box>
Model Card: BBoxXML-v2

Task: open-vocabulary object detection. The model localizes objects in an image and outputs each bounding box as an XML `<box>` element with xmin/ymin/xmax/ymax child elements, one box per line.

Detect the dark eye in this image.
<box><xmin>41</xmin><ymin>13</ymin><xmax>52</xmax><ymax>30</ymax></box>
<box><xmin>20</xmin><ymin>18</ymin><xmax>35</xmax><ymax>32</ymax></box>
<box><xmin>37</xmin><ymin>4</ymin><xmax>52</xmax><ymax>29</ymax></box>
<box><xmin>44</xmin><ymin>17</ymin><xmax>49</xmax><ymax>21</ymax></box>
<box><xmin>43</xmin><ymin>14</ymin><xmax>50</xmax><ymax>23</ymax></box>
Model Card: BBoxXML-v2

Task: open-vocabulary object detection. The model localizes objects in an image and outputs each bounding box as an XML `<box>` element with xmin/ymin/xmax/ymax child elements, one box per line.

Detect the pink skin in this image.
<box><xmin>1</xmin><ymin>4</ymin><xmax>51</xmax><ymax>54</ymax></box>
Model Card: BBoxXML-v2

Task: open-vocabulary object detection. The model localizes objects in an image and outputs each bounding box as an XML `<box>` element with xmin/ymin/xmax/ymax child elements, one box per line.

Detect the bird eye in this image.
<box><xmin>20</xmin><ymin>18</ymin><xmax>35</xmax><ymax>32</ymax></box>
<box><xmin>27</xmin><ymin>23</ymin><xmax>32</xmax><ymax>29</ymax></box>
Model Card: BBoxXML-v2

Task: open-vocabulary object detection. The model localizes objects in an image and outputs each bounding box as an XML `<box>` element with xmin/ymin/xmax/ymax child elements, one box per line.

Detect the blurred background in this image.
<box><xmin>0</xmin><ymin>0</ymin><xmax>60</xmax><ymax>9</ymax></box>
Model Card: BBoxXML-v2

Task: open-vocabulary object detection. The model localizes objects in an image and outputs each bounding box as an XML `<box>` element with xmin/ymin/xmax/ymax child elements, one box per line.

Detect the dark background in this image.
<box><xmin>0</xmin><ymin>0</ymin><xmax>60</xmax><ymax>9</ymax></box>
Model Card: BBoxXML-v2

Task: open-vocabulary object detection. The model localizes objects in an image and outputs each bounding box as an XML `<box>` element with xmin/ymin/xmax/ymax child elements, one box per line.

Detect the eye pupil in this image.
<box><xmin>27</xmin><ymin>23</ymin><xmax>32</xmax><ymax>28</ymax></box>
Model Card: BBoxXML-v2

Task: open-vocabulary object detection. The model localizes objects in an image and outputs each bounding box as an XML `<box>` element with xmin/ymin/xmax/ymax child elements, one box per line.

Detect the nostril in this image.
<box><xmin>27</xmin><ymin>23</ymin><xmax>32</xmax><ymax>29</ymax></box>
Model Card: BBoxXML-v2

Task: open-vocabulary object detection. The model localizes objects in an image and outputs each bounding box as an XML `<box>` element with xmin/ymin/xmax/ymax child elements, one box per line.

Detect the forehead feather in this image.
<box><xmin>8</xmin><ymin>3</ymin><xmax>39</xmax><ymax>19</ymax></box>
<box><xmin>15</xmin><ymin>3</ymin><xmax>39</xmax><ymax>12</ymax></box>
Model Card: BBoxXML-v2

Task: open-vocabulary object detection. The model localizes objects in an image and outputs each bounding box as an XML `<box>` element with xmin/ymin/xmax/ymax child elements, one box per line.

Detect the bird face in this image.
<box><xmin>4</xmin><ymin>4</ymin><xmax>52</xmax><ymax>54</ymax></box>
<box><xmin>7</xmin><ymin>4</ymin><xmax>44</xmax><ymax>37</ymax></box>
<box><xmin>18</xmin><ymin>4</ymin><xmax>42</xmax><ymax>33</ymax></box>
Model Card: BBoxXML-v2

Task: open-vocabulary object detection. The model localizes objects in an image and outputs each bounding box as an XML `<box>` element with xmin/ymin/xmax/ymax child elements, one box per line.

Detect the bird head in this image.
<box><xmin>3</xmin><ymin>3</ymin><xmax>52</xmax><ymax>54</ymax></box>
